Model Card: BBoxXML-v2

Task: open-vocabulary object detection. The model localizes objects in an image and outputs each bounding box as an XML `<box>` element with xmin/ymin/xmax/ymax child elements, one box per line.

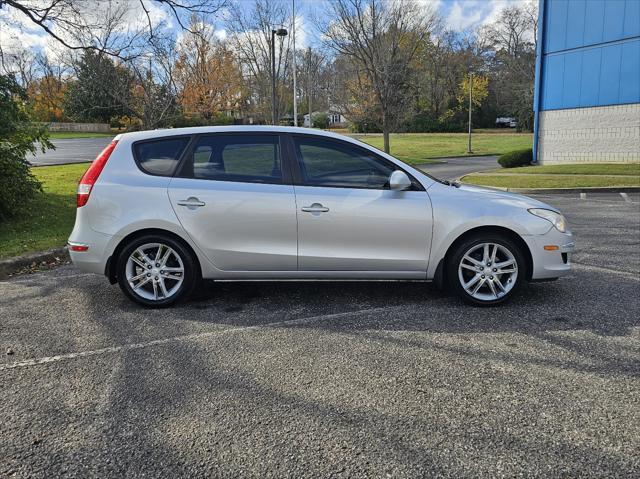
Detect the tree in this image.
<box><xmin>322</xmin><ymin>0</ymin><xmax>438</xmax><ymax>152</ymax></box>
<box><xmin>297</xmin><ymin>47</ymin><xmax>328</xmax><ymax>117</ymax></box>
<box><xmin>175</xmin><ymin>17</ymin><xmax>244</xmax><ymax>120</ymax></box>
<box><xmin>0</xmin><ymin>0</ymin><xmax>227</xmax><ymax>60</ymax></box>
<box><xmin>331</xmin><ymin>53</ymin><xmax>380</xmax><ymax>131</ymax></box>
<box><xmin>127</xmin><ymin>38</ymin><xmax>183</xmax><ymax>129</ymax></box>
<box><xmin>484</xmin><ymin>2</ymin><xmax>538</xmax><ymax>130</ymax></box>
<box><xmin>226</xmin><ymin>0</ymin><xmax>293</xmax><ymax>123</ymax></box>
<box><xmin>0</xmin><ymin>48</ymin><xmax>38</xmax><ymax>89</ymax></box>
<box><xmin>28</xmin><ymin>75</ymin><xmax>69</xmax><ymax>122</ymax></box>
<box><xmin>0</xmin><ymin>74</ymin><xmax>52</xmax><ymax>220</ymax></box>
<box><xmin>457</xmin><ymin>74</ymin><xmax>489</xmax><ymax>110</ymax></box>
<box><xmin>63</xmin><ymin>50</ymin><xmax>134</xmax><ymax>123</ymax></box>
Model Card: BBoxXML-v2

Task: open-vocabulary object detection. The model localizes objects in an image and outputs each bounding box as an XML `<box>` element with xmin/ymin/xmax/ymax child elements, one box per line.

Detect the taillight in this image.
<box><xmin>77</xmin><ymin>140</ymin><xmax>118</xmax><ymax>207</ymax></box>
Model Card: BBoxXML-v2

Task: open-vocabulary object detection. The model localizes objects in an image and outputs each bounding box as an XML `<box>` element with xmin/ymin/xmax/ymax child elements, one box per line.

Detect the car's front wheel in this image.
<box><xmin>116</xmin><ymin>234</ymin><xmax>197</xmax><ymax>307</ymax></box>
<box><xmin>447</xmin><ymin>233</ymin><xmax>526</xmax><ymax>306</ymax></box>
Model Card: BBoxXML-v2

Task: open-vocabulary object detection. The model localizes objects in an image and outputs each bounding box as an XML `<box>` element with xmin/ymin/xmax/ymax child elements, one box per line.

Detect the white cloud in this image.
<box><xmin>114</xmin><ymin>0</ymin><xmax>172</xmax><ymax>32</ymax></box>
<box><xmin>446</xmin><ymin>1</ymin><xmax>483</xmax><ymax>30</ymax></box>
<box><xmin>444</xmin><ymin>0</ymin><xmax>523</xmax><ymax>31</ymax></box>
<box><xmin>214</xmin><ymin>29</ymin><xmax>228</xmax><ymax>41</ymax></box>
<box><xmin>0</xmin><ymin>1</ymin><xmax>46</xmax><ymax>54</ymax></box>
<box><xmin>292</xmin><ymin>13</ymin><xmax>308</xmax><ymax>49</ymax></box>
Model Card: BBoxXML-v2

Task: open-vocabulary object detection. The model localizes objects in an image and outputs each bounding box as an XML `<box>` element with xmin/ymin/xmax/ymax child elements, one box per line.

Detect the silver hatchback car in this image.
<box><xmin>68</xmin><ymin>126</ymin><xmax>574</xmax><ymax>307</ymax></box>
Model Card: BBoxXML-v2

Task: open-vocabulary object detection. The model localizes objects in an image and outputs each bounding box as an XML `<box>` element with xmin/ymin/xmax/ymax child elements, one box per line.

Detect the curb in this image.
<box><xmin>30</xmin><ymin>160</ymin><xmax>91</xmax><ymax>167</ymax></box>
<box><xmin>508</xmin><ymin>186</ymin><xmax>640</xmax><ymax>194</ymax></box>
<box><xmin>0</xmin><ymin>247</ymin><xmax>70</xmax><ymax>280</ymax></box>
<box><xmin>474</xmin><ymin>186</ymin><xmax>640</xmax><ymax>194</ymax></box>
<box><xmin>458</xmin><ymin>172</ymin><xmax>640</xmax><ymax>194</ymax></box>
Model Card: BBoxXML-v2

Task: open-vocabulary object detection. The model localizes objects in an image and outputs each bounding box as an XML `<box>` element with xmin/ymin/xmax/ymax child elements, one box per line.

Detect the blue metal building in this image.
<box><xmin>533</xmin><ymin>0</ymin><xmax>640</xmax><ymax>164</ymax></box>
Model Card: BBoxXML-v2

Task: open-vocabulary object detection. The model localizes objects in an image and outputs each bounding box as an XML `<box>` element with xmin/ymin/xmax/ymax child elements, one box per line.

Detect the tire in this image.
<box><xmin>447</xmin><ymin>233</ymin><xmax>527</xmax><ymax>306</ymax></box>
<box><xmin>116</xmin><ymin>234</ymin><xmax>198</xmax><ymax>307</ymax></box>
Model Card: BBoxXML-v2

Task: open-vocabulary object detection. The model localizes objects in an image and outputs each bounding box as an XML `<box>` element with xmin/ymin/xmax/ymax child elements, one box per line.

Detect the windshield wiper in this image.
<box><xmin>438</xmin><ymin>179</ymin><xmax>461</xmax><ymax>188</ymax></box>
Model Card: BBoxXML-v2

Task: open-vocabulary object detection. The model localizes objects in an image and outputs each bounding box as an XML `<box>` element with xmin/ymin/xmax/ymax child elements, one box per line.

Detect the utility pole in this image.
<box><xmin>307</xmin><ymin>46</ymin><xmax>312</xmax><ymax>128</ymax></box>
<box><xmin>467</xmin><ymin>72</ymin><xmax>473</xmax><ymax>154</ymax></box>
<box><xmin>271</xmin><ymin>28</ymin><xmax>288</xmax><ymax>125</ymax></box>
<box><xmin>292</xmin><ymin>0</ymin><xmax>298</xmax><ymax>126</ymax></box>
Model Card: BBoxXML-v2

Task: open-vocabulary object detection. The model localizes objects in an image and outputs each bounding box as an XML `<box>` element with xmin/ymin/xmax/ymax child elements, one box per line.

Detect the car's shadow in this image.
<box><xmin>169</xmin><ymin>275</ymin><xmax>639</xmax><ymax>338</ymax></box>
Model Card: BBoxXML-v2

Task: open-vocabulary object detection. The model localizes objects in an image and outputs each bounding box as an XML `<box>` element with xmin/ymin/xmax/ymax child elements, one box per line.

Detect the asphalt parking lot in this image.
<box><xmin>29</xmin><ymin>137</ymin><xmax>113</xmax><ymax>166</ymax></box>
<box><xmin>1</xmin><ymin>192</ymin><xmax>639</xmax><ymax>478</ymax></box>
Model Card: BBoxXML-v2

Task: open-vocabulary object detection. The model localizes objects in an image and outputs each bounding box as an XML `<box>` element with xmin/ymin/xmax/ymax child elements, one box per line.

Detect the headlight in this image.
<box><xmin>528</xmin><ymin>208</ymin><xmax>568</xmax><ymax>233</ymax></box>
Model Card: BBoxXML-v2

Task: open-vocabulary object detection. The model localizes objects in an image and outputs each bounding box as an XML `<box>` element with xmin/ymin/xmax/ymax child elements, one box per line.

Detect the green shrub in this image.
<box><xmin>498</xmin><ymin>148</ymin><xmax>533</xmax><ymax>168</ymax></box>
<box><xmin>405</xmin><ymin>113</ymin><xmax>464</xmax><ymax>133</ymax></box>
<box><xmin>170</xmin><ymin>113</ymin><xmax>235</xmax><ymax>128</ymax></box>
<box><xmin>312</xmin><ymin>112</ymin><xmax>329</xmax><ymax>129</ymax></box>
<box><xmin>0</xmin><ymin>74</ymin><xmax>52</xmax><ymax>221</ymax></box>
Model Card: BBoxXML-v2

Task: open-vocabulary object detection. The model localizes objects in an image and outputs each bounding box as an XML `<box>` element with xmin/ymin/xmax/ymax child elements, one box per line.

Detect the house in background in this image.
<box><xmin>533</xmin><ymin>0</ymin><xmax>640</xmax><ymax>164</ymax></box>
<box><xmin>303</xmin><ymin>110</ymin><xmax>348</xmax><ymax>128</ymax></box>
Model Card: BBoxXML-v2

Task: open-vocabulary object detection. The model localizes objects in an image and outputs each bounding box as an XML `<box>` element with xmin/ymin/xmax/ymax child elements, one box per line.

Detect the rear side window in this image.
<box><xmin>133</xmin><ymin>137</ymin><xmax>190</xmax><ymax>176</ymax></box>
<box><xmin>179</xmin><ymin>135</ymin><xmax>282</xmax><ymax>184</ymax></box>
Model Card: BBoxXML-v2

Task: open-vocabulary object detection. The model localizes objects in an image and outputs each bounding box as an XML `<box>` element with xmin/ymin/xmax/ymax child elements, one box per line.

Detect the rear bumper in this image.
<box><xmin>524</xmin><ymin>227</ymin><xmax>575</xmax><ymax>280</ymax></box>
<box><xmin>68</xmin><ymin>210</ymin><xmax>118</xmax><ymax>275</ymax></box>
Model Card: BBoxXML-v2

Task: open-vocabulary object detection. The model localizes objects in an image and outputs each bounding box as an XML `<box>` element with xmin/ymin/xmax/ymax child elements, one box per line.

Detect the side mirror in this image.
<box><xmin>389</xmin><ymin>170</ymin><xmax>412</xmax><ymax>191</ymax></box>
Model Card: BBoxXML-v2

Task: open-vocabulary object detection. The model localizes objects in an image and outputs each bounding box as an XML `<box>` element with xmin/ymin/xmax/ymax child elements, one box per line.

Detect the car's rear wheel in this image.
<box><xmin>447</xmin><ymin>233</ymin><xmax>526</xmax><ymax>306</ymax></box>
<box><xmin>116</xmin><ymin>234</ymin><xmax>197</xmax><ymax>307</ymax></box>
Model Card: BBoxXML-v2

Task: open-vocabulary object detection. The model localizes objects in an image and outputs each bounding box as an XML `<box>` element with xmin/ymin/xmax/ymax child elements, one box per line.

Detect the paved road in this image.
<box><xmin>29</xmin><ymin>137</ymin><xmax>114</xmax><ymax>166</ymax></box>
<box><xmin>418</xmin><ymin>156</ymin><xmax>499</xmax><ymax>180</ymax></box>
<box><xmin>1</xmin><ymin>193</ymin><xmax>639</xmax><ymax>478</ymax></box>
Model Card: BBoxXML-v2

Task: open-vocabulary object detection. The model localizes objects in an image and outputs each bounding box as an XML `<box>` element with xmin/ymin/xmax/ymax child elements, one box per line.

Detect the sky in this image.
<box><xmin>0</xmin><ymin>0</ymin><xmax>526</xmax><ymax>59</ymax></box>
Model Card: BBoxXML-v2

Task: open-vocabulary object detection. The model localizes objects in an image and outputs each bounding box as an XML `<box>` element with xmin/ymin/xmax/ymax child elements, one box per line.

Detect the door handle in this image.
<box><xmin>301</xmin><ymin>203</ymin><xmax>329</xmax><ymax>213</ymax></box>
<box><xmin>177</xmin><ymin>197</ymin><xmax>206</xmax><ymax>209</ymax></box>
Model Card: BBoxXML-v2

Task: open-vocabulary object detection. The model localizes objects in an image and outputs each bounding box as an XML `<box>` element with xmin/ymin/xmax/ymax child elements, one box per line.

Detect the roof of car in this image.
<box><xmin>114</xmin><ymin>125</ymin><xmax>354</xmax><ymax>142</ymax></box>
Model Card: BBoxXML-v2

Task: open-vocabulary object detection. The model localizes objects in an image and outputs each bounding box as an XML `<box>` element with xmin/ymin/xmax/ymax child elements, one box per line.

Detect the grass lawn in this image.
<box><xmin>0</xmin><ymin>164</ymin><xmax>87</xmax><ymax>260</ymax></box>
<box><xmin>49</xmin><ymin>132</ymin><xmax>116</xmax><ymax>139</ymax></box>
<box><xmin>462</xmin><ymin>163</ymin><xmax>640</xmax><ymax>188</ymax></box>
<box><xmin>356</xmin><ymin>132</ymin><xmax>532</xmax><ymax>165</ymax></box>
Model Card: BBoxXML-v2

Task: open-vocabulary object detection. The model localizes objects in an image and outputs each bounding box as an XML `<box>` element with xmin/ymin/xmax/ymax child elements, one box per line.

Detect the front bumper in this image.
<box><xmin>523</xmin><ymin>227</ymin><xmax>575</xmax><ymax>280</ymax></box>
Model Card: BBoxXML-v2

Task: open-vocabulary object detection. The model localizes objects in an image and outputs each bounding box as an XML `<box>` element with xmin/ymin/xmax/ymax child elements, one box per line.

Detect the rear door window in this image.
<box><xmin>179</xmin><ymin>135</ymin><xmax>283</xmax><ymax>184</ymax></box>
<box><xmin>134</xmin><ymin>137</ymin><xmax>190</xmax><ymax>176</ymax></box>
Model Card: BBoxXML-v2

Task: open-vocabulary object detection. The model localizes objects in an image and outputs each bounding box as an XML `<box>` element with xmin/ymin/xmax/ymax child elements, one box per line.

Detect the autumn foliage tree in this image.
<box><xmin>457</xmin><ymin>73</ymin><xmax>489</xmax><ymax>110</ymax></box>
<box><xmin>28</xmin><ymin>76</ymin><xmax>68</xmax><ymax>122</ymax></box>
<box><xmin>322</xmin><ymin>0</ymin><xmax>439</xmax><ymax>152</ymax></box>
<box><xmin>175</xmin><ymin>19</ymin><xmax>244</xmax><ymax>121</ymax></box>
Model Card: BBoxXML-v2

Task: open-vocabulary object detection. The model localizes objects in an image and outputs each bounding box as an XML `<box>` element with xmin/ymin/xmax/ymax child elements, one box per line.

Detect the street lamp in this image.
<box><xmin>467</xmin><ymin>72</ymin><xmax>473</xmax><ymax>154</ymax></box>
<box><xmin>271</xmin><ymin>28</ymin><xmax>288</xmax><ymax>125</ymax></box>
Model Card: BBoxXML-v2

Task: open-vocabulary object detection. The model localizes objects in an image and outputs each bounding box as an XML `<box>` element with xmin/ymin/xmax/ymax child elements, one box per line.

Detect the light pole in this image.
<box><xmin>292</xmin><ymin>0</ymin><xmax>298</xmax><ymax>126</ymax></box>
<box><xmin>467</xmin><ymin>72</ymin><xmax>473</xmax><ymax>154</ymax></box>
<box><xmin>307</xmin><ymin>46</ymin><xmax>312</xmax><ymax>127</ymax></box>
<box><xmin>271</xmin><ymin>28</ymin><xmax>288</xmax><ymax>125</ymax></box>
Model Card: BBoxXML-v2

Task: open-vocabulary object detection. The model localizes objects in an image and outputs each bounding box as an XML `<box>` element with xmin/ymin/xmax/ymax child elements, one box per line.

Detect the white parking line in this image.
<box><xmin>580</xmin><ymin>192</ymin><xmax>586</xmax><ymax>200</ymax></box>
<box><xmin>620</xmin><ymin>192</ymin><xmax>632</xmax><ymax>203</ymax></box>
<box><xmin>0</xmin><ymin>306</ymin><xmax>396</xmax><ymax>372</ymax></box>
<box><xmin>572</xmin><ymin>262</ymin><xmax>640</xmax><ymax>280</ymax></box>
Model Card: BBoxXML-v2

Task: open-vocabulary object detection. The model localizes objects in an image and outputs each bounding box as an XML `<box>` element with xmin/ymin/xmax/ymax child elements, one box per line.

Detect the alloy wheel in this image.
<box><xmin>125</xmin><ymin>242</ymin><xmax>185</xmax><ymax>301</ymax></box>
<box><xmin>457</xmin><ymin>242</ymin><xmax>518</xmax><ymax>302</ymax></box>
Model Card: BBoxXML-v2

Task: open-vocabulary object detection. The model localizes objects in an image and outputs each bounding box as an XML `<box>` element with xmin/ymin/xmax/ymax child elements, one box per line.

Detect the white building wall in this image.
<box><xmin>538</xmin><ymin>103</ymin><xmax>640</xmax><ymax>164</ymax></box>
